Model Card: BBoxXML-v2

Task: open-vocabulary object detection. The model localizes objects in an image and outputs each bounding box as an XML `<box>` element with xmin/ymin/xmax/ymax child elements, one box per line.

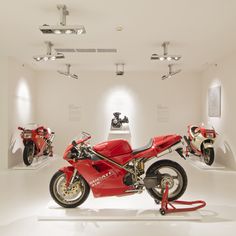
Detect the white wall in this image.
<box><xmin>7</xmin><ymin>58</ymin><xmax>37</xmax><ymax>168</ymax></box>
<box><xmin>0</xmin><ymin>56</ymin><xmax>8</xmax><ymax>169</ymax></box>
<box><xmin>201</xmin><ymin>54</ymin><xmax>236</xmax><ymax>169</ymax></box>
<box><xmin>36</xmin><ymin>70</ymin><xmax>202</xmax><ymax>155</ymax></box>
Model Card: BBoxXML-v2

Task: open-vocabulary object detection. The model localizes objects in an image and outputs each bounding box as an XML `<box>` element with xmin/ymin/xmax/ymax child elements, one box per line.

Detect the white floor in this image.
<box><xmin>0</xmin><ymin>155</ymin><xmax>236</xmax><ymax>236</ymax></box>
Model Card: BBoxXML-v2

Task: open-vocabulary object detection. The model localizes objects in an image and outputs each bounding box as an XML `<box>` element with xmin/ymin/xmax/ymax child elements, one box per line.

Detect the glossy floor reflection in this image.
<box><xmin>0</xmin><ymin>155</ymin><xmax>236</xmax><ymax>236</ymax></box>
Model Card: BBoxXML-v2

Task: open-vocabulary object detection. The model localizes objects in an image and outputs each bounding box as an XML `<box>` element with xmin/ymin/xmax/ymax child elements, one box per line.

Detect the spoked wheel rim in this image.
<box><xmin>153</xmin><ymin>166</ymin><xmax>184</xmax><ymax>199</ymax></box>
<box><xmin>53</xmin><ymin>173</ymin><xmax>86</xmax><ymax>205</ymax></box>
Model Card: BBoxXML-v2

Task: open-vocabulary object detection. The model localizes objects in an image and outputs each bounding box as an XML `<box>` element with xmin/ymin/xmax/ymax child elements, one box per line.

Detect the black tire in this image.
<box><xmin>23</xmin><ymin>143</ymin><xmax>35</xmax><ymax>166</ymax></box>
<box><xmin>146</xmin><ymin>160</ymin><xmax>188</xmax><ymax>202</ymax></box>
<box><xmin>203</xmin><ymin>148</ymin><xmax>214</xmax><ymax>166</ymax></box>
<box><xmin>49</xmin><ymin>170</ymin><xmax>90</xmax><ymax>208</ymax></box>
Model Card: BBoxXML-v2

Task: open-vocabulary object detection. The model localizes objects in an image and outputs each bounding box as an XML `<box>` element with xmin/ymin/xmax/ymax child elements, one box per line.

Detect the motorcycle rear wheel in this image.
<box><xmin>49</xmin><ymin>170</ymin><xmax>90</xmax><ymax>208</ymax></box>
<box><xmin>146</xmin><ymin>160</ymin><xmax>187</xmax><ymax>202</ymax></box>
<box><xmin>203</xmin><ymin>148</ymin><xmax>214</xmax><ymax>166</ymax></box>
<box><xmin>23</xmin><ymin>143</ymin><xmax>35</xmax><ymax>166</ymax></box>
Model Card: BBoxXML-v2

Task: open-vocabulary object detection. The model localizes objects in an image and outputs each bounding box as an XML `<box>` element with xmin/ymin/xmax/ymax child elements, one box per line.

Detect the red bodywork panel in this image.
<box><xmin>61</xmin><ymin>134</ymin><xmax>182</xmax><ymax>198</ymax></box>
<box><xmin>93</xmin><ymin>139</ymin><xmax>132</xmax><ymax>157</ymax></box>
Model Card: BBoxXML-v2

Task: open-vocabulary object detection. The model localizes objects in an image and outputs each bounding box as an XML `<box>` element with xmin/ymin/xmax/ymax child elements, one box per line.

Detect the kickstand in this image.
<box><xmin>159</xmin><ymin>184</ymin><xmax>206</xmax><ymax>215</ymax></box>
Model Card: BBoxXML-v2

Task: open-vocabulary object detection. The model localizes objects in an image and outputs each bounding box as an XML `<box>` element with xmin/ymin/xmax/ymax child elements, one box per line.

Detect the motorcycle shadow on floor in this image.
<box><xmin>43</xmin><ymin>204</ymin><xmax>236</xmax><ymax>223</ymax></box>
<box><xmin>198</xmin><ymin>205</ymin><xmax>236</xmax><ymax>223</ymax></box>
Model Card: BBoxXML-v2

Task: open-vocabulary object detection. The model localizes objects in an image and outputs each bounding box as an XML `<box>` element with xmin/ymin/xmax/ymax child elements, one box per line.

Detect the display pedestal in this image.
<box><xmin>12</xmin><ymin>155</ymin><xmax>57</xmax><ymax>170</ymax></box>
<box><xmin>108</xmin><ymin>124</ymin><xmax>131</xmax><ymax>142</ymax></box>
<box><xmin>187</xmin><ymin>155</ymin><xmax>225</xmax><ymax>171</ymax></box>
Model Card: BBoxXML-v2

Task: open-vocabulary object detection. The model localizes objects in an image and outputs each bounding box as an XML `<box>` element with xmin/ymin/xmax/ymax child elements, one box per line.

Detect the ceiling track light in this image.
<box><xmin>115</xmin><ymin>63</ymin><xmax>125</xmax><ymax>76</ymax></box>
<box><xmin>33</xmin><ymin>41</ymin><xmax>65</xmax><ymax>62</ymax></box>
<box><xmin>161</xmin><ymin>64</ymin><xmax>181</xmax><ymax>80</ymax></box>
<box><xmin>57</xmin><ymin>64</ymin><xmax>78</xmax><ymax>79</ymax></box>
<box><xmin>151</xmin><ymin>41</ymin><xmax>181</xmax><ymax>61</ymax></box>
<box><xmin>39</xmin><ymin>5</ymin><xmax>86</xmax><ymax>35</ymax></box>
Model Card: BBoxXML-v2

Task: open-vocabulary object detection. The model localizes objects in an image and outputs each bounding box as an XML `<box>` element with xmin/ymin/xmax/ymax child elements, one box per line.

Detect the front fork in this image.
<box><xmin>60</xmin><ymin>166</ymin><xmax>78</xmax><ymax>188</ymax></box>
<box><xmin>68</xmin><ymin>168</ymin><xmax>78</xmax><ymax>187</ymax></box>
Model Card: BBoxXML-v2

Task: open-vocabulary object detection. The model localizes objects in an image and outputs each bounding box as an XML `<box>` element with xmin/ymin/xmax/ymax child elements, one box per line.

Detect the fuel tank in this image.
<box><xmin>93</xmin><ymin>139</ymin><xmax>132</xmax><ymax>164</ymax></box>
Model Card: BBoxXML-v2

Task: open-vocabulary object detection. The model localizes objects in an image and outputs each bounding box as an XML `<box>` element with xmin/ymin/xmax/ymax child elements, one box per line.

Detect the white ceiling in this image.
<box><xmin>1</xmin><ymin>0</ymin><xmax>236</xmax><ymax>73</ymax></box>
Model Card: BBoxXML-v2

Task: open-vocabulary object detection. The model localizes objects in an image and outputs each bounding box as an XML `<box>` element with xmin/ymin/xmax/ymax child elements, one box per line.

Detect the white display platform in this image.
<box><xmin>12</xmin><ymin>155</ymin><xmax>56</xmax><ymax>170</ymax></box>
<box><xmin>109</xmin><ymin>130</ymin><xmax>130</xmax><ymax>134</ymax></box>
<box><xmin>108</xmin><ymin>124</ymin><xmax>131</xmax><ymax>142</ymax></box>
<box><xmin>38</xmin><ymin>200</ymin><xmax>202</xmax><ymax>221</ymax></box>
<box><xmin>187</xmin><ymin>155</ymin><xmax>225</xmax><ymax>171</ymax></box>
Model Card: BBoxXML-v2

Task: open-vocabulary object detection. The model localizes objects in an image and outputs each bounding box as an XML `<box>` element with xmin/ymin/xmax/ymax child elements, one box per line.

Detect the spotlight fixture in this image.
<box><xmin>33</xmin><ymin>41</ymin><xmax>65</xmax><ymax>62</ymax></box>
<box><xmin>39</xmin><ymin>5</ymin><xmax>86</xmax><ymax>35</ymax></box>
<box><xmin>57</xmin><ymin>64</ymin><xmax>78</xmax><ymax>79</ymax></box>
<box><xmin>115</xmin><ymin>63</ymin><xmax>125</xmax><ymax>76</ymax></box>
<box><xmin>151</xmin><ymin>42</ymin><xmax>181</xmax><ymax>61</ymax></box>
<box><xmin>161</xmin><ymin>64</ymin><xmax>181</xmax><ymax>80</ymax></box>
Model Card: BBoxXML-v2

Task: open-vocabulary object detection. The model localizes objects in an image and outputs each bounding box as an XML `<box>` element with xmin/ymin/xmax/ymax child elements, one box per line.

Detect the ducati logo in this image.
<box><xmin>90</xmin><ymin>171</ymin><xmax>113</xmax><ymax>187</ymax></box>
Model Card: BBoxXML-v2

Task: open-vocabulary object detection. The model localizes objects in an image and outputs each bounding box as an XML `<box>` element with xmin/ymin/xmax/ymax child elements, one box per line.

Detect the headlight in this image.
<box><xmin>23</xmin><ymin>132</ymin><xmax>32</xmax><ymax>139</ymax></box>
<box><xmin>206</xmin><ymin>133</ymin><xmax>214</xmax><ymax>138</ymax></box>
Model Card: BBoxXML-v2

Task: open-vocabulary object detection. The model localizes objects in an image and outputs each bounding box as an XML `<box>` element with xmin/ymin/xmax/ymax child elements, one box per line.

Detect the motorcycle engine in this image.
<box><xmin>123</xmin><ymin>173</ymin><xmax>134</xmax><ymax>186</ymax></box>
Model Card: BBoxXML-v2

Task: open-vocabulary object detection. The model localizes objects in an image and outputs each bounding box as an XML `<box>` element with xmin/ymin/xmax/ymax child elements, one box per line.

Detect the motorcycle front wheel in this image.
<box><xmin>203</xmin><ymin>147</ymin><xmax>214</xmax><ymax>166</ymax></box>
<box><xmin>146</xmin><ymin>160</ymin><xmax>188</xmax><ymax>202</ymax></box>
<box><xmin>49</xmin><ymin>170</ymin><xmax>90</xmax><ymax>208</ymax></box>
<box><xmin>23</xmin><ymin>143</ymin><xmax>35</xmax><ymax>166</ymax></box>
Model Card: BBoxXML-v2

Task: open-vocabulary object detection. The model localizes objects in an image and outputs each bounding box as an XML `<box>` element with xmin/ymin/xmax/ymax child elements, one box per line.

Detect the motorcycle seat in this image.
<box><xmin>132</xmin><ymin>139</ymin><xmax>153</xmax><ymax>155</ymax></box>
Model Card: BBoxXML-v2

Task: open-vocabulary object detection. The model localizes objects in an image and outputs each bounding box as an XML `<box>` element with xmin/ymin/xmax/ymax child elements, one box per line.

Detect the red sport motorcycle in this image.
<box><xmin>50</xmin><ymin>132</ymin><xmax>187</xmax><ymax>208</ymax></box>
<box><xmin>18</xmin><ymin>126</ymin><xmax>55</xmax><ymax>166</ymax></box>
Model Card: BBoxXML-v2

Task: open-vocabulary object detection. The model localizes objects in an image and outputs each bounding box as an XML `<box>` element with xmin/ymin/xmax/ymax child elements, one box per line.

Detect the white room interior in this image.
<box><xmin>1</xmin><ymin>0</ymin><xmax>236</xmax><ymax>235</ymax></box>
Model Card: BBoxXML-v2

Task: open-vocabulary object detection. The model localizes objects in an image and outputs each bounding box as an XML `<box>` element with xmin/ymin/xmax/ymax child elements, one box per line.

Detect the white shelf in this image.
<box><xmin>187</xmin><ymin>155</ymin><xmax>226</xmax><ymax>171</ymax></box>
<box><xmin>12</xmin><ymin>155</ymin><xmax>57</xmax><ymax>170</ymax></box>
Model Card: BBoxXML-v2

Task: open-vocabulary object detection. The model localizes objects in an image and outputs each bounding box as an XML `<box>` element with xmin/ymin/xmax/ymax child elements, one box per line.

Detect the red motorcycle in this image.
<box><xmin>50</xmin><ymin>132</ymin><xmax>187</xmax><ymax>208</ymax></box>
<box><xmin>18</xmin><ymin>126</ymin><xmax>55</xmax><ymax>166</ymax></box>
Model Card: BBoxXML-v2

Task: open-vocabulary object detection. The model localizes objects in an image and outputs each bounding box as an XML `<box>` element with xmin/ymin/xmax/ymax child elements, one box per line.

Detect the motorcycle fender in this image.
<box><xmin>60</xmin><ymin>166</ymin><xmax>77</xmax><ymax>186</ymax></box>
<box><xmin>203</xmin><ymin>141</ymin><xmax>214</xmax><ymax>149</ymax></box>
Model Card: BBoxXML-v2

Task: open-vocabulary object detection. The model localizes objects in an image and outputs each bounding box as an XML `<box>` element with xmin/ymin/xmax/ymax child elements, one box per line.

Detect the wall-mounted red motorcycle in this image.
<box><xmin>18</xmin><ymin>126</ymin><xmax>55</xmax><ymax>166</ymax></box>
<box><xmin>49</xmin><ymin>132</ymin><xmax>187</xmax><ymax>208</ymax></box>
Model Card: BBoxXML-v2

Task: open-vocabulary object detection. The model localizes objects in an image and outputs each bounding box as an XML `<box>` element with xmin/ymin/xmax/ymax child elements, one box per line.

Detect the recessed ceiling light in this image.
<box><xmin>116</xmin><ymin>25</ymin><xmax>123</xmax><ymax>31</ymax></box>
<box><xmin>115</xmin><ymin>63</ymin><xmax>125</xmax><ymax>76</ymax></box>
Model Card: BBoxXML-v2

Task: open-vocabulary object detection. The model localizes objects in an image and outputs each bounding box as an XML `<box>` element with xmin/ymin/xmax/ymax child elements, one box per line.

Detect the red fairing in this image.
<box><xmin>93</xmin><ymin>139</ymin><xmax>133</xmax><ymax>165</ymax></box>
<box><xmin>153</xmin><ymin>135</ymin><xmax>182</xmax><ymax>153</ymax></box>
<box><xmin>74</xmin><ymin>159</ymin><xmax>133</xmax><ymax>197</ymax></box>
<box><xmin>93</xmin><ymin>139</ymin><xmax>132</xmax><ymax>157</ymax></box>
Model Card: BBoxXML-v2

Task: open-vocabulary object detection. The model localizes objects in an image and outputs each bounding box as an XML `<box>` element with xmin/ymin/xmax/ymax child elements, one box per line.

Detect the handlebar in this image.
<box><xmin>82</xmin><ymin>131</ymin><xmax>91</xmax><ymax>139</ymax></box>
<box><xmin>18</xmin><ymin>127</ymin><xmax>24</xmax><ymax>131</ymax></box>
<box><xmin>72</xmin><ymin>132</ymin><xmax>91</xmax><ymax>147</ymax></box>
